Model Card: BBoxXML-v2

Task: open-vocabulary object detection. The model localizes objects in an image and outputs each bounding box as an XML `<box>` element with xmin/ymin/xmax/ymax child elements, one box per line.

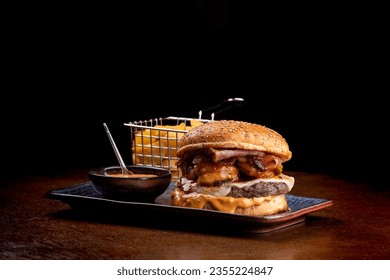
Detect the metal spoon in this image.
<box><xmin>103</xmin><ymin>123</ymin><xmax>134</xmax><ymax>175</ymax></box>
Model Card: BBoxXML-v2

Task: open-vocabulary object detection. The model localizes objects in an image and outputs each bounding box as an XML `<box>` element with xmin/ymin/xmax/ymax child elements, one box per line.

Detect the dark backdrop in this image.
<box><xmin>3</xmin><ymin>1</ymin><xmax>385</xmax><ymax>188</ymax></box>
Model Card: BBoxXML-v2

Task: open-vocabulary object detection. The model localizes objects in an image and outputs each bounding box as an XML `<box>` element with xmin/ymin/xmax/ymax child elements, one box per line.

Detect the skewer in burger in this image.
<box><xmin>172</xmin><ymin>120</ymin><xmax>294</xmax><ymax>216</ymax></box>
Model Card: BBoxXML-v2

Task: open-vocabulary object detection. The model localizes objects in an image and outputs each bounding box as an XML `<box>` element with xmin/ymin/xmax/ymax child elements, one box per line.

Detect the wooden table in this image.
<box><xmin>1</xmin><ymin>169</ymin><xmax>389</xmax><ymax>260</ymax></box>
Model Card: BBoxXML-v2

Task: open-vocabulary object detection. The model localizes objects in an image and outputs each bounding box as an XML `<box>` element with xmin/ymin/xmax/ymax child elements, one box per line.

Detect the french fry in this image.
<box><xmin>133</xmin><ymin>140</ymin><xmax>167</xmax><ymax>165</ymax></box>
<box><xmin>190</xmin><ymin>119</ymin><xmax>204</xmax><ymax>128</ymax></box>
<box><xmin>134</xmin><ymin>132</ymin><xmax>152</xmax><ymax>146</ymax></box>
<box><xmin>160</xmin><ymin>131</ymin><xmax>185</xmax><ymax>151</ymax></box>
<box><xmin>131</xmin><ymin>119</ymin><xmax>208</xmax><ymax>180</ymax></box>
<box><xmin>155</xmin><ymin>122</ymin><xmax>187</xmax><ymax>131</ymax></box>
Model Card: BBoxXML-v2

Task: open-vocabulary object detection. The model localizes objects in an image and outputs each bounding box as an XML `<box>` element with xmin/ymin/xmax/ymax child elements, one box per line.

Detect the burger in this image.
<box><xmin>171</xmin><ymin>120</ymin><xmax>294</xmax><ymax>216</ymax></box>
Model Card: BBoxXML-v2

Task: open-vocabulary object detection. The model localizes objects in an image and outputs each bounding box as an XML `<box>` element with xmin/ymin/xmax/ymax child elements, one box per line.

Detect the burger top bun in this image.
<box><xmin>177</xmin><ymin>120</ymin><xmax>292</xmax><ymax>162</ymax></box>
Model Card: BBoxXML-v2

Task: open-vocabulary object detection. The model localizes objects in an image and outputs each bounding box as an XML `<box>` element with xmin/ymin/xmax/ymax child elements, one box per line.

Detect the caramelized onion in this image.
<box><xmin>179</xmin><ymin>149</ymin><xmax>283</xmax><ymax>185</ymax></box>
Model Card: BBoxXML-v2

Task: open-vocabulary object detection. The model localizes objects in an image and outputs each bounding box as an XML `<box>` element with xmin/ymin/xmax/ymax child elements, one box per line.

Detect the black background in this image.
<box><xmin>2</xmin><ymin>1</ymin><xmax>385</xmax><ymax>188</ymax></box>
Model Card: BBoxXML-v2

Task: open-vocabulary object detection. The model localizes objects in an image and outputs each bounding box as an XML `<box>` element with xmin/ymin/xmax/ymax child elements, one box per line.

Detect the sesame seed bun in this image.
<box><xmin>177</xmin><ymin>120</ymin><xmax>292</xmax><ymax>162</ymax></box>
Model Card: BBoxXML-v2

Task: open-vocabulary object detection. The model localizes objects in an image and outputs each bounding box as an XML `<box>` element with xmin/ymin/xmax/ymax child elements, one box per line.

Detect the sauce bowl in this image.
<box><xmin>88</xmin><ymin>165</ymin><xmax>172</xmax><ymax>201</ymax></box>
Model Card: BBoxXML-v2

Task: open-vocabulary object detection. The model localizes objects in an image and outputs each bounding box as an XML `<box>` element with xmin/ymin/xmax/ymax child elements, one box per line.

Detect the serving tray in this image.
<box><xmin>47</xmin><ymin>182</ymin><xmax>333</xmax><ymax>233</ymax></box>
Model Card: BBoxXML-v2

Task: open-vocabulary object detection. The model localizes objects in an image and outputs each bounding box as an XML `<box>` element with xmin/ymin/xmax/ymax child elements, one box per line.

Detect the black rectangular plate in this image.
<box><xmin>47</xmin><ymin>182</ymin><xmax>333</xmax><ymax>233</ymax></box>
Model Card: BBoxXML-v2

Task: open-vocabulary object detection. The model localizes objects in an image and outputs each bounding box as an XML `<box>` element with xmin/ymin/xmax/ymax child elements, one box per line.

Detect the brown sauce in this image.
<box><xmin>107</xmin><ymin>173</ymin><xmax>158</xmax><ymax>178</ymax></box>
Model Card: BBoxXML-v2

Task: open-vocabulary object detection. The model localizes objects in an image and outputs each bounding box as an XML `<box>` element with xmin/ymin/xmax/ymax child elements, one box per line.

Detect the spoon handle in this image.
<box><xmin>103</xmin><ymin>123</ymin><xmax>129</xmax><ymax>171</ymax></box>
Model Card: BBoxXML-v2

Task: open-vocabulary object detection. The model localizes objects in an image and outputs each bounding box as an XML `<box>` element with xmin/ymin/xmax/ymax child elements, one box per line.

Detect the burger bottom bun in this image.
<box><xmin>232</xmin><ymin>194</ymin><xmax>288</xmax><ymax>216</ymax></box>
<box><xmin>172</xmin><ymin>189</ymin><xmax>289</xmax><ymax>216</ymax></box>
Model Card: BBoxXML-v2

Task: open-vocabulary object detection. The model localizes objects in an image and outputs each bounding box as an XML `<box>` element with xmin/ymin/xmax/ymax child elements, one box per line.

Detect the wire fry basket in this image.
<box><xmin>124</xmin><ymin>116</ymin><xmax>212</xmax><ymax>182</ymax></box>
<box><xmin>124</xmin><ymin>97</ymin><xmax>245</xmax><ymax>182</ymax></box>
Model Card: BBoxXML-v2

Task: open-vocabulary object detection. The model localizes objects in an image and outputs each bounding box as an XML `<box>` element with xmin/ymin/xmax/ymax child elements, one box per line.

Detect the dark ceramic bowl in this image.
<box><xmin>88</xmin><ymin>165</ymin><xmax>172</xmax><ymax>201</ymax></box>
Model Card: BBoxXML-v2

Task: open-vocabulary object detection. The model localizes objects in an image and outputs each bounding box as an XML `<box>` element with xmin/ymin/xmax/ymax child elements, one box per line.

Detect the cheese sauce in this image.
<box><xmin>106</xmin><ymin>173</ymin><xmax>158</xmax><ymax>178</ymax></box>
<box><xmin>172</xmin><ymin>189</ymin><xmax>286</xmax><ymax>214</ymax></box>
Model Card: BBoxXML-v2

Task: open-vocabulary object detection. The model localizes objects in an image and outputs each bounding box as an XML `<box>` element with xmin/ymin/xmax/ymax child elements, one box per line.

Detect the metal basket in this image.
<box><xmin>124</xmin><ymin>116</ymin><xmax>212</xmax><ymax>181</ymax></box>
<box><xmin>124</xmin><ymin>98</ymin><xmax>245</xmax><ymax>182</ymax></box>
